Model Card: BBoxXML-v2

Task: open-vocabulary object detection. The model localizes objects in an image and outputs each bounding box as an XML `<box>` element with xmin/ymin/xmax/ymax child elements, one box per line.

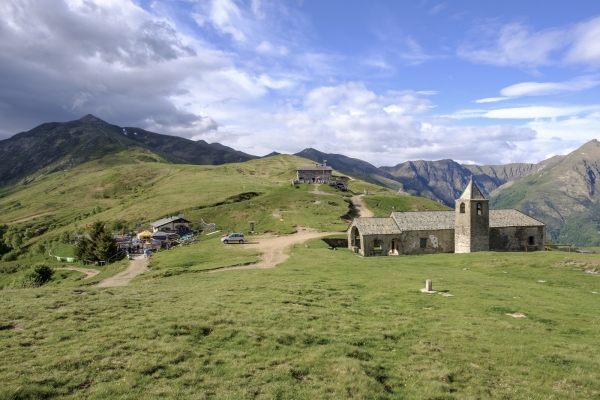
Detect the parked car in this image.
<box><xmin>221</xmin><ymin>233</ymin><xmax>245</xmax><ymax>244</ymax></box>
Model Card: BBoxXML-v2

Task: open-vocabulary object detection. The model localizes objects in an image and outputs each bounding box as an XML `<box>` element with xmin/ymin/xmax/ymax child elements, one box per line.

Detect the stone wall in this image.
<box><xmin>358</xmin><ymin>229</ymin><xmax>455</xmax><ymax>256</ymax></box>
<box><xmin>455</xmin><ymin>199</ymin><xmax>489</xmax><ymax>253</ymax></box>
<box><xmin>322</xmin><ymin>238</ymin><xmax>349</xmax><ymax>248</ymax></box>
<box><xmin>490</xmin><ymin>226</ymin><xmax>545</xmax><ymax>251</ymax></box>
<box><xmin>296</xmin><ymin>169</ymin><xmax>332</xmax><ymax>182</ymax></box>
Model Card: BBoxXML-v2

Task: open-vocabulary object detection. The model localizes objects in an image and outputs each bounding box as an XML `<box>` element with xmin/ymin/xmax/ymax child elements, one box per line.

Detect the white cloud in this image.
<box><xmin>458</xmin><ymin>22</ymin><xmax>566</xmax><ymax>68</ymax></box>
<box><xmin>207</xmin><ymin>0</ymin><xmax>247</xmax><ymax>42</ymax></box>
<box><xmin>565</xmin><ymin>16</ymin><xmax>600</xmax><ymax>66</ymax></box>
<box><xmin>459</xmin><ymin>16</ymin><xmax>600</xmax><ymax>69</ymax></box>
<box><xmin>428</xmin><ymin>2</ymin><xmax>448</xmax><ymax>15</ymax></box>
<box><xmin>255</xmin><ymin>40</ymin><xmax>288</xmax><ymax>55</ymax></box>
<box><xmin>500</xmin><ymin>75</ymin><xmax>600</xmax><ymax>97</ymax></box>
<box><xmin>483</xmin><ymin>105</ymin><xmax>600</xmax><ymax>119</ymax></box>
<box><xmin>474</xmin><ymin>97</ymin><xmax>511</xmax><ymax>103</ymax></box>
<box><xmin>416</xmin><ymin>90</ymin><xmax>439</xmax><ymax>95</ymax></box>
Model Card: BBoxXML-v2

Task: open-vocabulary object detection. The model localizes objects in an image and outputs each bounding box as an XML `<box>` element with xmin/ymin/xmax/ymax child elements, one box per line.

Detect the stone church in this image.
<box><xmin>347</xmin><ymin>180</ymin><xmax>546</xmax><ymax>256</ymax></box>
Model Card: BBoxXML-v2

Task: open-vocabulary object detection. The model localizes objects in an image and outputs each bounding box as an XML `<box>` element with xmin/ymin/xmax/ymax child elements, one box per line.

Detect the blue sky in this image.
<box><xmin>2</xmin><ymin>0</ymin><xmax>600</xmax><ymax>166</ymax></box>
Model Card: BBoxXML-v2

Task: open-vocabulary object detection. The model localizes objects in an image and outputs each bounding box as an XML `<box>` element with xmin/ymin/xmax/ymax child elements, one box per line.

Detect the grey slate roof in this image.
<box><xmin>296</xmin><ymin>166</ymin><xmax>333</xmax><ymax>171</ymax></box>
<box><xmin>391</xmin><ymin>211</ymin><xmax>455</xmax><ymax>230</ymax></box>
<box><xmin>350</xmin><ymin>218</ymin><xmax>401</xmax><ymax>234</ymax></box>
<box><xmin>352</xmin><ymin>209</ymin><xmax>544</xmax><ymax>235</ymax></box>
<box><xmin>489</xmin><ymin>209</ymin><xmax>544</xmax><ymax>227</ymax></box>
<box><xmin>459</xmin><ymin>179</ymin><xmax>485</xmax><ymax>200</ymax></box>
<box><xmin>150</xmin><ymin>216</ymin><xmax>190</xmax><ymax>227</ymax></box>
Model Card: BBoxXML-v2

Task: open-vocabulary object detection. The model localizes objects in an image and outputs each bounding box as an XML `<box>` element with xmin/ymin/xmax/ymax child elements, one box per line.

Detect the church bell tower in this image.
<box><xmin>454</xmin><ymin>179</ymin><xmax>489</xmax><ymax>253</ymax></box>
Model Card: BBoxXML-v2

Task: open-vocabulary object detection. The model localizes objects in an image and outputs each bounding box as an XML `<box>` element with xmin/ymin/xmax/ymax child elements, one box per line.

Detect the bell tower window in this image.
<box><xmin>460</xmin><ymin>203</ymin><xmax>465</xmax><ymax>213</ymax></box>
<box><xmin>477</xmin><ymin>202</ymin><xmax>482</xmax><ymax>216</ymax></box>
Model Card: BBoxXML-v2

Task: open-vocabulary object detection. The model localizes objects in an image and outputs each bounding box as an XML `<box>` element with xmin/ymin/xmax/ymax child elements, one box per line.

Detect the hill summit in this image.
<box><xmin>0</xmin><ymin>115</ymin><xmax>256</xmax><ymax>187</ymax></box>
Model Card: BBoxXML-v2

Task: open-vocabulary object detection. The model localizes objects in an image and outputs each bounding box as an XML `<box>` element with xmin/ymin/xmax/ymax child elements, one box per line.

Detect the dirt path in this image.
<box><xmin>310</xmin><ymin>183</ymin><xmax>336</xmax><ymax>196</ymax></box>
<box><xmin>54</xmin><ymin>267</ymin><xmax>100</xmax><ymax>280</ymax></box>
<box><xmin>209</xmin><ymin>227</ymin><xmax>336</xmax><ymax>273</ymax></box>
<box><xmin>351</xmin><ymin>194</ymin><xmax>374</xmax><ymax>217</ymax></box>
<box><xmin>96</xmin><ymin>256</ymin><xmax>149</xmax><ymax>287</ymax></box>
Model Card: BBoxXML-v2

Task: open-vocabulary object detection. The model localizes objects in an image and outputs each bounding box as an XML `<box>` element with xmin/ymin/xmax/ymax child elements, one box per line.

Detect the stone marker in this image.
<box><xmin>420</xmin><ymin>279</ymin><xmax>436</xmax><ymax>293</ymax></box>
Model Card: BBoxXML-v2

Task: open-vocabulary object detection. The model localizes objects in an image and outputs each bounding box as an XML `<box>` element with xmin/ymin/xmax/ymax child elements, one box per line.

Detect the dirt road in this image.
<box><xmin>96</xmin><ymin>256</ymin><xmax>149</xmax><ymax>287</ymax></box>
<box><xmin>54</xmin><ymin>267</ymin><xmax>100</xmax><ymax>280</ymax></box>
<box><xmin>209</xmin><ymin>227</ymin><xmax>336</xmax><ymax>273</ymax></box>
<box><xmin>310</xmin><ymin>183</ymin><xmax>336</xmax><ymax>196</ymax></box>
<box><xmin>351</xmin><ymin>195</ymin><xmax>374</xmax><ymax>217</ymax></box>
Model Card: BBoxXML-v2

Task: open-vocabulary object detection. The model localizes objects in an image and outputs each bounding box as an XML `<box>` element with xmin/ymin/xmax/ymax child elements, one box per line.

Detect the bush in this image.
<box><xmin>60</xmin><ymin>231</ymin><xmax>71</xmax><ymax>244</ymax></box>
<box><xmin>32</xmin><ymin>264</ymin><xmax>54</xmax><ymax>283</ymax></box>
<box><xmin>15</xmin><ymin>264</ymin><xmax>54</xmax><ymax>288</ymax></box>
<box><xmin>111</xmin><ymin>220</ymin><xmax>126</xmax><ymax>232</ymax></box>
<box><xmin>2</xmin><ymin>251</ymin><xmax>18</xmax><ymax>262</ymax></box>
<box><xmin>31</xmin><ymin>242</ymin><xmax>46</xmax><ymax>255</ymax></box>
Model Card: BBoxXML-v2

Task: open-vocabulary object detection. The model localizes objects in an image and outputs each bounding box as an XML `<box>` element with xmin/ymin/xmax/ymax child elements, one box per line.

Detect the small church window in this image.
<box><xmin>528</xmin><ymin>236</ymin><xmax>535</xmax><ymax>245</ymax></box>
<box><xmin>503</xmin><ymin>235</ymin><xmax>508</xmax><ymax>243</ymax></box>
<box><xmin>476</xmin><ymin>202</ymin><xmax>482</xmax><ymax>216</ymax></box>
<box><xmin>460</xmin><ymin>203</ymin><xmax>465</xmax><ymax>213</ymax></box>
<box><xmin>373</xmin><ymin>240</ymin><xmax>382</xmax><ymax>251</ymax></box>
<box><xmin>420</xmin><ymin>238</ymin><xmax>427</xmax><ymax>248</ymax></box>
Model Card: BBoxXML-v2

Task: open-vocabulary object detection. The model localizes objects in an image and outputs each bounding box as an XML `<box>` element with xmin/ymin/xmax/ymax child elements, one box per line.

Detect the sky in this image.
<box><xmin>2</xmin><ymin>0</ymin><xmax>600</xmax><ymax>166</ymax></box>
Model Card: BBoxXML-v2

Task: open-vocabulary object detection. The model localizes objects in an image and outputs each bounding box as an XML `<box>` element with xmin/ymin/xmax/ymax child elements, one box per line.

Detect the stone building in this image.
<box><xmin>348</xmin><ymin>180</ymin><xmax>545</xmax><ymax>256</ymax></box>
<box><xmin>296</xmin><ymin>165</ymin><xmax>333</xmax><ymax>183</ymax></box>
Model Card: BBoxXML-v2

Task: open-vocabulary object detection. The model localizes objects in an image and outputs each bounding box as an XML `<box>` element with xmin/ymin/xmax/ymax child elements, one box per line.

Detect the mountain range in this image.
<box><xmin>1</xmin><ymin>115</ymin><xmax>599</xmax><ymax>245</ymax></box>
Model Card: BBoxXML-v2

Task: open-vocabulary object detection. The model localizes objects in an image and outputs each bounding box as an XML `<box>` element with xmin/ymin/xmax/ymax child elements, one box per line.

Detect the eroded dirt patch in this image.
<box><xmin>209</xmin><ymin>227</ymin><xmax>337</xmax><ymax>273</ymax></box>
<box><xmin>97</xmin><ymin>256</ymin><xmax>149</xmax><ymax>287</ymax></box>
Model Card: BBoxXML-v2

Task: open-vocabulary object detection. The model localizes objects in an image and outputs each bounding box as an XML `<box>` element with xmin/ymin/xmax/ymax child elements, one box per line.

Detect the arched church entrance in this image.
<box><xmin>389</xmin><ymin>238</ymin><xmax>401</xmax><ymax>255</ymax></box>
<box><xmin>350</xmin><ymin>226</ymin><xmax>361</xmax><ymax>249</ymax></box>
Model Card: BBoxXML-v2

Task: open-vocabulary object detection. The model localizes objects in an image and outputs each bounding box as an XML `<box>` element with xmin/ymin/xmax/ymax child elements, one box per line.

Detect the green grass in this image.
<box><xmin>1</xmin><ymin>242</ymin><xmax>599</xmax><ymax>399</ymax></box>
<box><xmin>142</xmin><ymin>234</ymin><xmax>262</xmax><ymax>280</ymax></box>
<box><xmin>363</xmin><ymin>193</ymin><xmax>450</xmax><ymax>217</ymax></box>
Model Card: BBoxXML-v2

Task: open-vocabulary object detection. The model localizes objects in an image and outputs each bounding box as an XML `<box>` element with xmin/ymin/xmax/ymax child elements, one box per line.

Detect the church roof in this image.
<box><xmin>391</xmin><ymin>211</ymin><xmax>455</xmax><ymax>230</ymax></box>
<box><xmin>350</xmin><ymin>218</ymin><xmax>401</xmax><ymax>235</ymax></box>
<box><xmin>351</xmin><ymin>208</ymin><xmax>545</xmax><ymax>235</ymax></box>
<box><xmin>489</xmin><ymin>209</ymin><xmax>545</xmax><ymax>227</ymax></box>
<box><xmin>459</xmin><ymin>179</ymin><xmax>486</xmax><ymax>200</ymax></box>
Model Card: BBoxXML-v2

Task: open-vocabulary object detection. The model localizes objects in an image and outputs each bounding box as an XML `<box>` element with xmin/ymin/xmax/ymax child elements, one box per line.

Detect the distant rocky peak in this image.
<box><xmin>78</xmin><ymin>114</ymin><xmax>106</xmax><ymax>123</ymax></box>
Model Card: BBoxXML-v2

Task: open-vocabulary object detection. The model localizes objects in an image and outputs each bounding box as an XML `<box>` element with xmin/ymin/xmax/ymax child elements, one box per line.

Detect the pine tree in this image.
<box><xmin>74</xmin><ymin>221</ymin><xmax>118</xmax><ymax>263</ymax></box>
<box><xmin>74</xmin><ymin>236</ymin><xmax>93</xmax><ymax>261</ymax></box>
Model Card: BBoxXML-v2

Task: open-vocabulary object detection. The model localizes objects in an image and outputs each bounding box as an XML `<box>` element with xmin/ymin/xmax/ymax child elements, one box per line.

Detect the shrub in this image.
<box><xmin>31</xmin><ymin>242</ymin><xmax>46</xmax><ymax>255</ymax></box>
<box><xmin>16</xmin><ymin>264</ymin><xmax>54</xmax><ymax>288</ymax></box>
<box><xmin>32</xmin><ymin>264</ymin><xmax>54</xmax><ymax>283</ymax></box>
<box><xmin>2</xmin><ymin>251</ymin><xmax>18</xmax><ymax>262</ymax></box>
<box><xmin>60</xmin><ymin>231</ymin><xmax>71</xmax><ymax>244</ymax></box>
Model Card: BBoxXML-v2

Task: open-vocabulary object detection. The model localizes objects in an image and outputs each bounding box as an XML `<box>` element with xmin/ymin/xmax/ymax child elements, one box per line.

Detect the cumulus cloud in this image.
<box><xmin>221</xmin><ymin>82</ymin><xmax>547</xmax><ymax>166</ymax></box>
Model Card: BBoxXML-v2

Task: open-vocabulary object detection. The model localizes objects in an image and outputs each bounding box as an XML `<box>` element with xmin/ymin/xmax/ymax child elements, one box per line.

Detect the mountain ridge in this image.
<box><xmin>0</xmin><ymin>114</ymin><xmax>257</xmax><ymax>187</ymax></box>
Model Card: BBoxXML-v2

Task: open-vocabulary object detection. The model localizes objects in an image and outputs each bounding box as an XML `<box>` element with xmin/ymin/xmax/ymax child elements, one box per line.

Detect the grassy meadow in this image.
<box><xmin>362</xmin><ymin>193</ymin><xmax>450</xmax><ymax>217</ymax></box>
<box><xmin>1</xmin><ymin>238</ymin><xmax>600</xmax><ymax>399</ymax></box>
<box><xmin>0</xmin><ymin>152</ymin><xmax>393</xmax><ymax>253</ymax></box>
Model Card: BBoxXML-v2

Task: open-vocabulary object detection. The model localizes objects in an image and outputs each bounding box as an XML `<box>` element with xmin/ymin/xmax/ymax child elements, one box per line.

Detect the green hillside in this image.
<box><xmin>490</xmin><ymin>140</ymin><xmax>600</xmax><ymax>246</ymax></box>
<box><xmin>0</xmin><ymin>151</ymin><xmax>439</xmax><ymax>268</ymax></box>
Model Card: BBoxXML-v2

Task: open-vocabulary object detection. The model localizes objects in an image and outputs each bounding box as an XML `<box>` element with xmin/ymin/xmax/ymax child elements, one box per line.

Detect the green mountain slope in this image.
<box><xmin>0</xmin><ymin>151</ymin><xmax>446</xmax><ymax>264</ymax></box>
<box><xmin>0</xmin><ymin>114</ymin><xmax>256</xmax><ymax>187</ymax></box>
<box><xmin>490</xmin><ymin>140</ymin><xmax>600</xmax><ymax>245</ymax></box>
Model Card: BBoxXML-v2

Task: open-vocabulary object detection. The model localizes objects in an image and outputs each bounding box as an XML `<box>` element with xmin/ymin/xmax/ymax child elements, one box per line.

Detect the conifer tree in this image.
<box><xmin>74</xmin><ymin>221</ymin><xmax>118</xmax><ymax>263</ymax></box>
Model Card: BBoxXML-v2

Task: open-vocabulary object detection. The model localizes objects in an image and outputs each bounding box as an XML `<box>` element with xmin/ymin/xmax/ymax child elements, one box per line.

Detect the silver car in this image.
<box><xmin>221</xmin><ymin>232</ymin><xmax>245</xmax><ymax>244</ymax></box>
